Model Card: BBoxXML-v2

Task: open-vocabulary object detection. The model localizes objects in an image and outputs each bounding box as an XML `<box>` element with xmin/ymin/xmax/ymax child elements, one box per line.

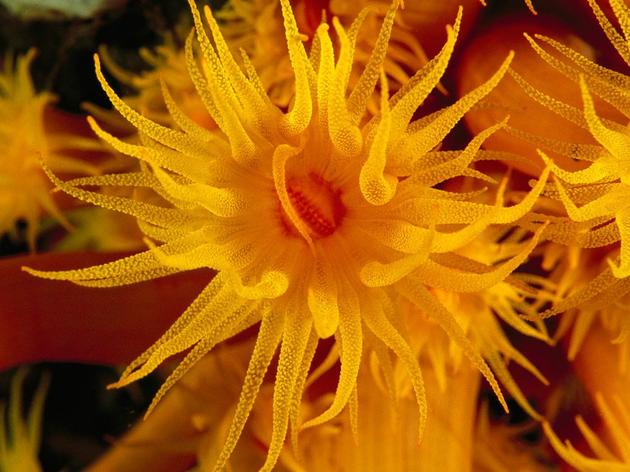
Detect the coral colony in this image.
<box><xmin>2</xmin><ymin>0</ymin><xmax>630</xmax><ymax>470</ymax></box>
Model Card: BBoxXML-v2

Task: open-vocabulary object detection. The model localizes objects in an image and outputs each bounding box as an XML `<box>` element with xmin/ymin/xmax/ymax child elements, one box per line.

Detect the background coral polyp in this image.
<box><xmin>0</xmin><ymin>50</ymin><xmax>61</xmax><ymax>248</ymax></box>
<box><xmin>0</xmin><ymin>48</ymin><xmax>122</xmax><ymax>251</ymax></box>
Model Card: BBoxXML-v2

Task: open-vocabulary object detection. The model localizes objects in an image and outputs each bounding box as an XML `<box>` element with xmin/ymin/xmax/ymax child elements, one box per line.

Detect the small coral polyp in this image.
<box><xmin>0</xmin><ymin>49</ymin><xmax>108</xmax><ymax>248</ymax></box>
<box><xmin>0</xmin><ymin>50</ymin><xmax>63</xmax><ymax>248</ymax></box>
<box><xmin>26</xmin><ymin>0</ymin><xmax>550</xmax><ymax>469</ymax></box>
<box><xmin>515</xmin><ymin>0</ymin><xmax>630</xmax><ymax>320</ymax></box>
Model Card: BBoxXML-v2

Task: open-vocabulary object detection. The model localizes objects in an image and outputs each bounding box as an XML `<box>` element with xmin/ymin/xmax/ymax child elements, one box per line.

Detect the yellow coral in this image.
<box><xmin>544</xmin><ymin>393</ymin><xmax>630</xmax><ymax>471</ymax></box>
<box><xmin>406</xmin><ymin>227</ymin><xmax>551</xmax><ymax>418</ymax></box>
<box><xmin>95</xmin><ymin>0</ymin><xmax>304</xmax><ymax>125</ymax></box>
<box><xmin>512</xmin><ymin>0</ymin><xmax>630</xmax><ymax>321</ymax></box>
<box><xmin>0</xmin><ymin>49</ymin><xmax>109</xmax><ymax>249</ymax></box>
<box><xmin>546</xmin><ymin>246</ymin><xmax>630</xmax><ymax>375</ymax></box>
<box><xmin>329</xmin><ymin>0</ymin><xmax>434</xmax><ymax>112</ymax></box>
<box><xmin>474</xmin><ymin>403</ymin><xmax>549</xmax><ymax>472</ymax></box>
<box><xmin>222</xmin><ymin>0</ymin><xmax>441</xmax><ymax>114</ymax></box>
<box><xmin>217</xmin><ymin>0</ymin><xmax>297</xmax><ymax>108</ymax></box>
<box><xmin>0</xmin><ymin>51</ymin><xmax>74</xmax><ymax>247</ymax></box>
<box><xmin>25</xmin><ymin>1</ymin><xmax>550</xmax><ymax>469</ymax></box>
<box><xmin>269</xmin><ymin>359</ymin><xmax>480</xmax><ymax>472</ymax></box>
<box><xmin>95</xmin><ymin>37</ymin><xmax>215</xmax><ymax>130</ymax></box>
<box><xmin>0</xmin><ymin>369</ymin><xmax>49</xmax><ymax>472</ymax></box>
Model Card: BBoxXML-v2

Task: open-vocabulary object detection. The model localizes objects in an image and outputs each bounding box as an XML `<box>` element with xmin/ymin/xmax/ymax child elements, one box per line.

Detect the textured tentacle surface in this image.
<box><xmin>20</xmin><ymin>2</ymin><xmax>555</xmax><ymax>469</ymax></box>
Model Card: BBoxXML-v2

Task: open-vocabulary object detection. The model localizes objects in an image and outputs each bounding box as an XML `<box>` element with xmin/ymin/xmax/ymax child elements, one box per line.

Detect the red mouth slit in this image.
<box><xmin>280</xmin><ymin>172</ymin><xmax>346</xmax><ymax>239</ymax></box>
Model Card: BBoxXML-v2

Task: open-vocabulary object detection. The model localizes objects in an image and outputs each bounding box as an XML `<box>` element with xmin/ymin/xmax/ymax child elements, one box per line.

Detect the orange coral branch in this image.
<box><xmin>0</xmin><ymin>252</ymin><xmax>211</xmax><ymax>370</ymax></box>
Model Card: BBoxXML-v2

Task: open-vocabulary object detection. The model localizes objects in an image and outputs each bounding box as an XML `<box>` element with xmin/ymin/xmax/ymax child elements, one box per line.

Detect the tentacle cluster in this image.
<box><xmin>25</xmin><ymin>1</ymin><xmax>549</xmax><ymax>469</ymax></box>
<box><xmin>399</xmin><ymin>227</ymin><xmax>553</xmax><ymax>420</ymax></box>
<box><xmin>94</xmin><ymin>40</ymin><xmax>210</xmax><ymax>129</ymax></box>
<box><xmin>513</xmin><ymin>1</ymin><xmax>630</xmax><ymax>325</ymax></box>
<box><xmin>544</xmin><ymin>393</ymin><xmax>630</xmax><ymax>470</ymax></box>
<box><xmin>0</xmin><ymin>50</ymin><xmax>108</xmax><ymax>249</ymax></box>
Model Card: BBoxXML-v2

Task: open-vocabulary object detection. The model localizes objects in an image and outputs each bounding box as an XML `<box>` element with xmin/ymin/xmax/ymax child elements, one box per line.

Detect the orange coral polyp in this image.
<box><xmin>0</xmin><ymin>49</ymin><xmax>104</xmax><ymax>248</ymax></box>
<box><xmin>516</xmin><ymin>1</ymin><xmax>630</xmax><ymax>281</ymax></box>
<box><xmin>283</xmin><ymin>173</ymin><xmax>346</xmax><ymax>239</ymax></box>
<box><xmin>24</xmin><ymin>0</ymin><xmax>552</xmax><ymax>469</ymax></box>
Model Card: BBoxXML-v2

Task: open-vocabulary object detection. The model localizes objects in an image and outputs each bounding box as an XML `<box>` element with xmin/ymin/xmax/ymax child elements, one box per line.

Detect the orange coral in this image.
<box><xmin>0</xmin><ymin>49</ymin><xmax>120</xmax><ymax>249</ymax></box>
<box><xmin>24</xmin><ymin>0</ymin><xmax>553</xmax><ymax>469</ymax></box>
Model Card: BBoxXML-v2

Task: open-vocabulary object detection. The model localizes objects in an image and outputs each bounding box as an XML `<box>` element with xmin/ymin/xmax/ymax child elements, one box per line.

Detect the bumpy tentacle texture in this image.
<box><xmin>515</xmin><ymin>1</ymin><xmax>630</xmax><ymax>323</ymax></box>
<box><xmin>25</xmin><ymin>1</ymin><xmax>548</xmax><ymax>469</ymax></box>
<box><xmin>327</xmin><ymin>0</ymin><xmax>436</xmax><ymax>115</ymax></box>
<box><xmin>216</xmin><ymin>0</ymin><xmax>299</xmax><ymax>109</ymax></box>
<box><xmin>395</xmin><ymin>226</ymin><xmax>553</xmax><ymax>421</ymax></box>
<box><xmin>94</xmin><ymin>39</ymin><xmax>210</xmax><ymax>130</ymax></box>
<box><xmin>94</xmin><ymin>1</ymin><xmax>290</xmax><ymax>130</ymax></box>
<box><xmin>546</xmin><ymin>246</ymin><xmax>630</xmax><ymax>376</ymax></box>
<box><xmin>220</xmin><ymin>0</ymin><xmax>434</xmax><ymax>115</ymax></box>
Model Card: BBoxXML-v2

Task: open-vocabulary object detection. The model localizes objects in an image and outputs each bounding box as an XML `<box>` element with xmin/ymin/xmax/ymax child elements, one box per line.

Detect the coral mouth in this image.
<box><xmin>280</xmin><ymin>172</ymin><xmax>346</xmax><ymax>239</ymax></box>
